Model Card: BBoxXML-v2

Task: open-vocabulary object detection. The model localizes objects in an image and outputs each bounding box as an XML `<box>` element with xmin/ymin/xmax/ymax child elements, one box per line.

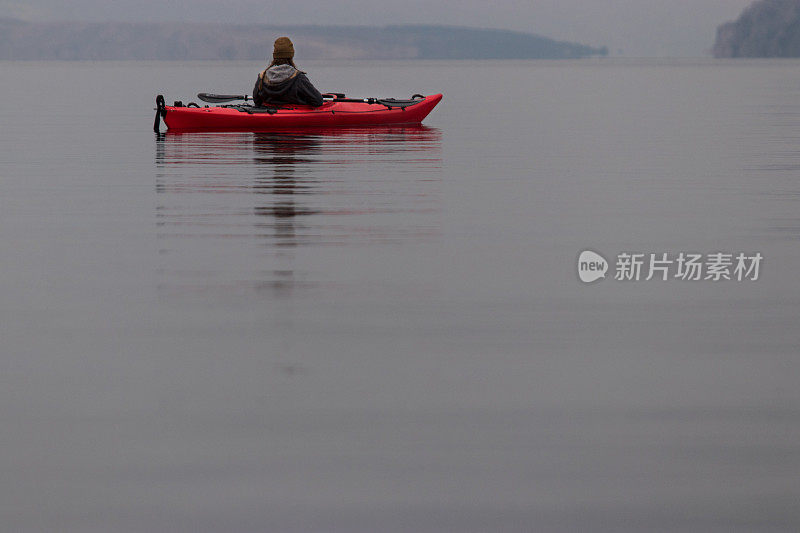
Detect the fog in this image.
<box><xmin>2</xmin><ymin>0</ymin><xmax>754</xmax><ymax>57</ymax></box>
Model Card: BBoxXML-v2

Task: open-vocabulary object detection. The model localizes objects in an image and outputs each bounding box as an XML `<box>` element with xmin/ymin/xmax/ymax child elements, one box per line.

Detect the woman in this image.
<box><xmin>253</xmin><ymin>37</ymin><xmax>323</xmax><ymax>107</ymax></box>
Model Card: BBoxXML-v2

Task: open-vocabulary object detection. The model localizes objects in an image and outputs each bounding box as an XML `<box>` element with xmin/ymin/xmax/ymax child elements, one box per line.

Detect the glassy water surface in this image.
<box><xmin>2</xmin><ymin>59</ymin><xmax>800</xmax><ymax>532</ymax></box>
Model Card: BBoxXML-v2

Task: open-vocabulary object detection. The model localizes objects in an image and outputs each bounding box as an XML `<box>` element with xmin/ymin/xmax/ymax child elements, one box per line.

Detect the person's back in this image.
<box><xmin>253</xmin><ymin>37</ymin><xmax>323</xmax><ymax>108</ymax></box>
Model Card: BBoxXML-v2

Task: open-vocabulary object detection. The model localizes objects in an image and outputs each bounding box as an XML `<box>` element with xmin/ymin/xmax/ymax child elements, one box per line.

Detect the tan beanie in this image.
<box><xmin>273</xmin><ymin>37</ymin><xmax>295</xmax><ymax>59</ymax></box>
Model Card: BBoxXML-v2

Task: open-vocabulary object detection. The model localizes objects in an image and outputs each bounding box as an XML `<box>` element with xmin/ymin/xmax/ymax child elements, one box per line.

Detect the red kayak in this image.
<box><xmin>156</xmin><ymin>93</ymin><xmax>443</xmax><ymax>132</ymax></box>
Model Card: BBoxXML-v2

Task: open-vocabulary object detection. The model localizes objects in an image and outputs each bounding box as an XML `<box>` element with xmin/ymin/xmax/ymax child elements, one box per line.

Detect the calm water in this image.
<box><xmin>2</xmin><ymin>59</ymin><xmax>800</xmax><ymax>532</ymax></box>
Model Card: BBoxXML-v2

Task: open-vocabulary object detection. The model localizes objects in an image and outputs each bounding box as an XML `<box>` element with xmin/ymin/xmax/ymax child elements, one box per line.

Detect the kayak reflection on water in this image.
<box><xmin>252</xmin><ymin>133</ymin><xmax>320</xmax><ymax>257</ymax></box>
<box><xmin>153</xmin><ymin>126</ymin><xmax>442</xmax><ymax>296</ymax></box>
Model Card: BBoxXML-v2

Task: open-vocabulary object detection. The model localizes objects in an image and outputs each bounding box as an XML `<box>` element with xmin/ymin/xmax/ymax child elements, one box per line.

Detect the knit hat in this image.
<box><xmin>273</xmin><ymin>37</ymin><xmax>295</xmax><ymax>59</ymax></box>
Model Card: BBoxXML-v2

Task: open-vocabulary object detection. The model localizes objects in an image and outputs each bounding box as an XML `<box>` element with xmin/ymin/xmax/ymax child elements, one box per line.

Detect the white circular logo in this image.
<box><xmin>578</xmin><ymin>250</ymin><xmax>608</xmax><ymax>283</ymax></box>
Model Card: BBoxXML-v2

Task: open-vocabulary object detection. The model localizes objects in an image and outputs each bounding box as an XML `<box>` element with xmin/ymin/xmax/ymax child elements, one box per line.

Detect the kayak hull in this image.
<box><xmin>163</xmin><ymin>94</ymin><xmax>442</xmax><ymax>131</ymax></box>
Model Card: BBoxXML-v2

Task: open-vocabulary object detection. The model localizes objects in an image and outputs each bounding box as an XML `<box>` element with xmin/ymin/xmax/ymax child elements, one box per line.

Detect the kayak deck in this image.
<box><xmin>160</xmin><ymin>94</ymin><xmax>443</xmax><ymax>131</ymax></box>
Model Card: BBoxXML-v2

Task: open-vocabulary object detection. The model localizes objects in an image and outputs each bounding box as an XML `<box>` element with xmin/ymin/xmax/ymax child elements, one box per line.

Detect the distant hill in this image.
<box><xmin>713</xmin><ymin>0</ymin><xmax>800</xmax><ymax>57</ymax></box>
<box><xmin>0</xmin><ymin>19</ymin><xmax>607</xmax><ymax>60</ymax></box>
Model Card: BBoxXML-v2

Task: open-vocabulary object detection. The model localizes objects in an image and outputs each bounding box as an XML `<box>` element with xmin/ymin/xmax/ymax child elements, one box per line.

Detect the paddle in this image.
<box><xmin>197</xmin><ymin>93</ymin><xmax>249</xmax><ymax>103</ymax></box>
<box><xmin>198</xmin><ymin>93</ymin><xmax>353</xmax><ymax>103</ymax></box>
<box><xmin>194</xmin><ymin>92</ymin><xmax>425</xmax><ymax>106</ymax></box>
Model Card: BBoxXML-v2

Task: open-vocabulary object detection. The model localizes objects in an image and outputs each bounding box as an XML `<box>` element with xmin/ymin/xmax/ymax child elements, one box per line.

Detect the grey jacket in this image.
<box><xmin>252</xmin><ymin>64</ymin><xmax>323</xmax><ymax>107</ymax></box>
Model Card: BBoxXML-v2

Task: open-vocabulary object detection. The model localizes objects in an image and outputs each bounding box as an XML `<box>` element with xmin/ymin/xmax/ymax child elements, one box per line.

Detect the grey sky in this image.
<box><xmin>2</xmin><ymin>0</ymin><xmax>754</xmax><ymax>56</ymax></box>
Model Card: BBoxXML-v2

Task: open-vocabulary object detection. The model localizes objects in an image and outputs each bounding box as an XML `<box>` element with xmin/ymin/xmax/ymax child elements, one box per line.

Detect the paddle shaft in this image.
<box><xmin>197</xmin><ymin>92</ymin><xmax>383</xmax><ymax>104</ymax></box>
